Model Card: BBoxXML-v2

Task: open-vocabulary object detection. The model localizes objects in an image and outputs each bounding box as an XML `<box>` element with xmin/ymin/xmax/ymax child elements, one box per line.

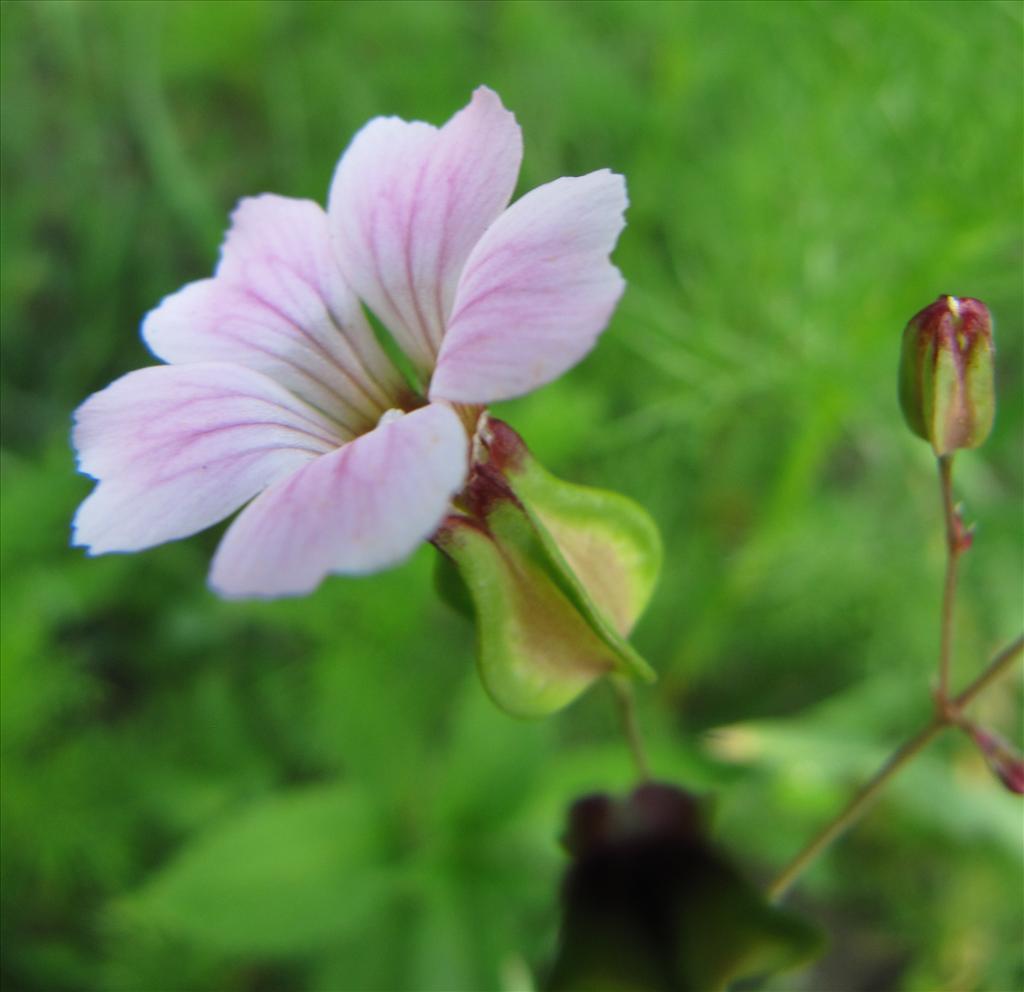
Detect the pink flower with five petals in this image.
<box><xmin>72</xmin><ymin>87</ymin><xmax>628</xmax><ymax>598</ymax></box>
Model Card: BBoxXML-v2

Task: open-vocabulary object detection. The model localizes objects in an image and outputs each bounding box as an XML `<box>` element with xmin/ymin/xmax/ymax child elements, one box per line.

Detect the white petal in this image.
<box><xmin>209</xmin><ymin>403</ymin><xmax>468</xmax><ymax>598</ymax></box>
<box><xmin>143</xmin><ymin>195</ymin><xmax>405</xmax><ymax>435</ymax></box>
<box><xmin>328</xmin><ymin>86</ymin><xmax>522</xmax><ymax>378</ymax></box>
<box><xmin>72</xmin><ymin>363</ymin><xmax>340</xmax><ymax>554</ymax></box>
<box><xmin>430</xmin><ymin>171</ymin><xmax>627</xmax><ymax>404</ymax></box>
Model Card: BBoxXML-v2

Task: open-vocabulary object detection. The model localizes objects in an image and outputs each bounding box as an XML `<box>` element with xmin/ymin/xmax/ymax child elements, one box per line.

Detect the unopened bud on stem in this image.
<box><xmin>962</xmin><ymin>721</ymin><xmax>1024</xmax><ymax>796</ymax></box>
<box><xmin>899</xmin><ymin>295</ymin><xmax>995</xmax><ymax>456</ymax></box>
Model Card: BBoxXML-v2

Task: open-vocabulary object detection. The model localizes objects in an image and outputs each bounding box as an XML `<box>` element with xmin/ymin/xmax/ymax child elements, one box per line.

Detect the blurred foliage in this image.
<box><xmin>1</xmin><ymin>1</ymin><xmax>1022</xmax><ymax>990</ymax></box>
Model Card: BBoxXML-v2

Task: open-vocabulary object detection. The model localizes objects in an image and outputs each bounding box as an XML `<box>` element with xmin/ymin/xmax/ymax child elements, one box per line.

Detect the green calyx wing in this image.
<box><xmin>435</xmin><ymin>418</ymin><xmax>660</xmax><ymax>718</ymax></box>
<box><xmin>508</xmin><ymin>449</ymin><xmax>662</xmax><ymax>638</ymax></box>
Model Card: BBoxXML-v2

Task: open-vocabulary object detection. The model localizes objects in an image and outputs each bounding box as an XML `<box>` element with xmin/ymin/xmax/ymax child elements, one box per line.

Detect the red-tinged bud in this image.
<box><xmin>898</xmin><ymin>295</ymin><xmax>995</xmax><ymax>456</ymax></box>
<box><xmin>996</xmin><ymin>760</ymin><xmax>1024</xmax><ymax>796</ymax></box>
<box><xmin>965</xmin><ymin>724</ymin><xmax>1024</xmax><ymax>796</ymax></box>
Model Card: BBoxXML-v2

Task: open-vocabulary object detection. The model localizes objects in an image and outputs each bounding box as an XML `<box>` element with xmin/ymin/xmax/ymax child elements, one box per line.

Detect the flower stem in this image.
<box><xmin>936</xmin><ymin>453</ymin><xmax>963</xmax><ymax>703</ymax></box>
<box><xmin>767</xmin><ymin>635</ymin><xmax>1023</xmax><ymax>902</ymax></box>
<box><xmin>767</xmin><ymin>722</ymin><xmax>942</xmax><ymax>902</ymax></box>
<box><xmin>954</xmin><ymin>635</ymin><xmax>1024</xmax><ymax>709</ymax></box>
<box><xmin>610</xmin><ymin>676</ymin><xmax>652</xmax><ymax>782</ymax></box>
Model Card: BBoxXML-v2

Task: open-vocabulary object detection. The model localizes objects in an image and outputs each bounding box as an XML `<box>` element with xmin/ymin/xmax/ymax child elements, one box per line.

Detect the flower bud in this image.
<box><xmin>964</xmin><ymin>723</ymin><xmax>1024</xmax><ymax>796</ymax></box>
<box><xmin>898</xmin><ymin>295</ymin><xmax>995</xmax><ymax>456</ymax></box>
<box><xmin>546</xmin><ymin>784</ymin><xmax>822</xmax><ymax>990</ymax></box>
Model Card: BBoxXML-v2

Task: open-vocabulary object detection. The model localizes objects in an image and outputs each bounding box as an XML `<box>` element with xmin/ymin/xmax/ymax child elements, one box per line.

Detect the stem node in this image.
<box><xmin>767</xmin><ymin>636</ymin><xmax>1022</xmax><ymax>902</ymax></box>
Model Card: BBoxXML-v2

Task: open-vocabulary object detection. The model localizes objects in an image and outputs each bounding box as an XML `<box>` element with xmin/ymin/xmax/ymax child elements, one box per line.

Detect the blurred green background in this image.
<box><xmin>2</xmin><ymin>1</ymin><xmax>1022</xmax><ymax>989</ymax></box>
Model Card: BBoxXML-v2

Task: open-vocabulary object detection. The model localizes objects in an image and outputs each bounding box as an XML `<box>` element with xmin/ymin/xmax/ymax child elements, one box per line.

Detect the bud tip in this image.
<box><xmin>898</xmin><ymin>295</ymin><xmax>995</xmax><ymax>456</ymax></box>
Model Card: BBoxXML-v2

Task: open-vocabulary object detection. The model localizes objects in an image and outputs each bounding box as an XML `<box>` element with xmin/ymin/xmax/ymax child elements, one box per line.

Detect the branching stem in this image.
<box><xmin>767</xmin><ymin>635</ymin><xmax>1023</xmax><ymax>902</ymax></box>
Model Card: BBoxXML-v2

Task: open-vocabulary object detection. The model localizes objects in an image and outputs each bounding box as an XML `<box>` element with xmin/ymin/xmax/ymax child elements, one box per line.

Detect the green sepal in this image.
<box><xmin>898</xmin><ymin>315</ymin><xmax>931</xmax><ymax>443</ymax></box>
<box><xmin>434</xmin><ymin>418</ymin><xmax>660</xmax><ymax>718</ymax></box>
<box><xmin>503</xmin><ymin>497</ymin><xmax>656</xmax><ymax>684</ymax></box>
<box><xmin>505</xmin><ymin>448</ymin><xmax>662</xmax><ymax>636</ymax></box>
<box><xmin>436</xmin><ymin>511</ymin><xmax>609</xmax><ymax>718</ymax></box>
<box><xmin>926</xmin><ymin>323</ymin><xmax>995</xmax><ymax>455</ymax></box>
<box><xmin>437</xmin><ymin>500</ymin><xmax>653</xmax><ymax>718</ymax></box>
<box><xmin>433</xmin><ymin>549</ymin><xmax>474</xmax><ymax>621</ymax></box>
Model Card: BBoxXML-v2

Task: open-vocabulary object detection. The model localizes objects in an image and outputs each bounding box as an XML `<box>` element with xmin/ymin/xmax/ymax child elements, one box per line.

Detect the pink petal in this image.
<box><xmin>209</xmin><ymin>402</ymin><xmax>468</xmax><ymax>598</ymax></box>
<box><xmin>73</xmin><ymin>363</ymin><xmax>341</xmax><ymax>554</ymax></box>
<box><xmin>327</xmin><ymin>86</ymin><xmax>522</xmax><ymax>379</ymax></box>
<box><xmin>429</xmin><ymin>170</ymin><xmax>627</xmax><ymax>404</ymax></box>
<box><xmin>143</xmin><ymin>195</ymin><xmax>405</xmax><ymax>437</ymax></box>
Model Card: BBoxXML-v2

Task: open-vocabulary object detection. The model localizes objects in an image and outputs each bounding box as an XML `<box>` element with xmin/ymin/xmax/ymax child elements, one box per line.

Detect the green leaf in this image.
<box><xmin>433</xmin><ymin>674</ymin><xmax>552</xmax><ymax>831</ymax></box>
<box><xmin>407</xmin><ymin>880</ymin><xmax>479</xmax><ymax>992</ymax></box>
<box><xmin>114</xmin><ymin>783</ymin><xmax>392</xmax><ymax>956</ymax></box>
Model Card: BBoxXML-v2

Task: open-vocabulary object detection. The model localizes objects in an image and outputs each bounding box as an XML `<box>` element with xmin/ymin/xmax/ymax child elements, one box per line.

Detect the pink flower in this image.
<box><xmin>72</xmin><ymin>87</ymin><xmax>628</xmax><ymax>598</ymax></box>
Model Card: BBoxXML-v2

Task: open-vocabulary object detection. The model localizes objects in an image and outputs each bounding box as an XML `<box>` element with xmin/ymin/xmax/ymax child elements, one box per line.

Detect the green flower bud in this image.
<box><xmin>898</xmin><ymin>295</ymin><xmax>995</xmax><ymax>456</ymax></box>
